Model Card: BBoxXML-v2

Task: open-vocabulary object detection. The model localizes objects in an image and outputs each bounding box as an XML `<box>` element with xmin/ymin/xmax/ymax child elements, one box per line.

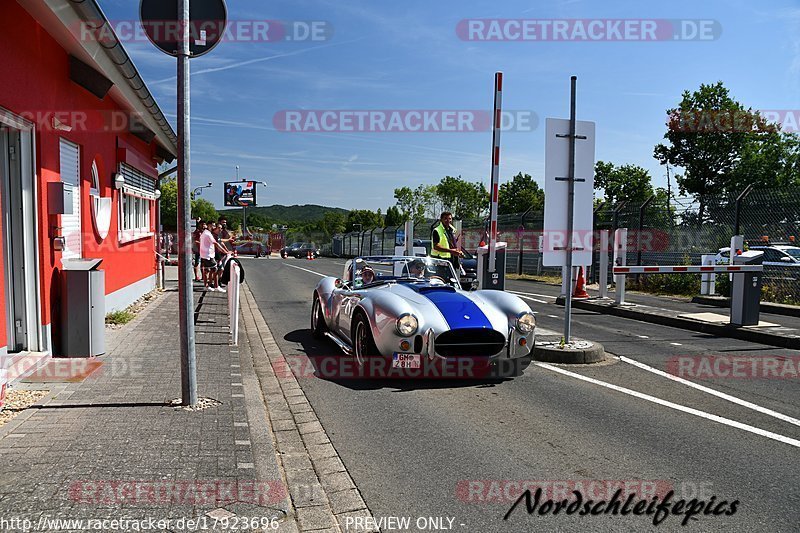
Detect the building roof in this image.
<box><xmin>20</xmin><ymin>0</ymin><xmax>178</xmax><ymax>158</ymax></box>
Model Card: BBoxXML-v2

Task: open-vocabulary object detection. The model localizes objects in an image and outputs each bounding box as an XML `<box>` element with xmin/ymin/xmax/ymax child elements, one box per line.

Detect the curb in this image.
<box><xmin>533</xmin><ymin>340</ymin><xmax>605</xmax><ymax>364</ymax></box>
<box><xmin>559</xmin><ymin>298</ymin><xmax>800</xmax><ymax>349</ymax></box>
<box><xmin>691</xmin><ymin>295</ymin><xmax>800</xmax><ymax>318</ymax></box>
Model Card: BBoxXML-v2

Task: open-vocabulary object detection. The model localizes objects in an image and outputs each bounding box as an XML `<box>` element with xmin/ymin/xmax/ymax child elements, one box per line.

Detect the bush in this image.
<box><xmin>105</xmin><ymin>310</ymin><xmax>134</xmax><ymax>325</ymax></box>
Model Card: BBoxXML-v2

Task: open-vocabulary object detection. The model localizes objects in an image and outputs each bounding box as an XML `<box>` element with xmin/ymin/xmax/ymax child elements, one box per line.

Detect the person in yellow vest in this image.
<box><xmin>431</xmin><ymin>211</ymin><xmax>463</xmax><ymax>272</ymax></box>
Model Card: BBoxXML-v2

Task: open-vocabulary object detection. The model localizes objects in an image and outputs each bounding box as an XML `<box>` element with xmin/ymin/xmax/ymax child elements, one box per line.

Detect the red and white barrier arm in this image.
<box><xmin>488</xmin><ymin>71</ymin><xmax>503</xmax><ymax>272</ymax></box>
<box><xmin>613</xmin><ymin>265</ymin><xmax>763</xmax><ymax>275</ymax></box>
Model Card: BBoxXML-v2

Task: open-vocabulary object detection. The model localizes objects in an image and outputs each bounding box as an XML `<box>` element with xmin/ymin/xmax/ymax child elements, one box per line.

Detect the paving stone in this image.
<box><xmin>327</xmin><ymin>489</ymin><xmax>366</xmax><ymax>515</ymax></box>
<box><xmin>296</xmin><ymin>505</ymin><xmax>337</xmax><ymax>531</ymax></box>
<box><xmin>312</xmin><ymin>456</ymin><xmax>346</xmax><ymax>476</ymax></box>
<box><xmin>319</xmin><ymin>472</ymin><xmax>356</xmax><ymax>494</ymax></box>
<box><xmin>335</xmin><ymin>510</ymin><xmax>379</xmax><ymax>533</ymax></box>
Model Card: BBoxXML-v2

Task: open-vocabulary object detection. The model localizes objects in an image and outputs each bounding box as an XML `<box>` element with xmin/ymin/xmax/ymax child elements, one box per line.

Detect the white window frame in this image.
<box><xmin>117</xmin><ymin>163</ymin><xmax>155</xmax><ymax>244</ymax></box>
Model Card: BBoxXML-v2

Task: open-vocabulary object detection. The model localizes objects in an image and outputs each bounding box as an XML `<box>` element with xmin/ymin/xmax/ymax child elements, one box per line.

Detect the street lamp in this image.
<box><xmin>192</xmin><ymin>182</ymin><xmax>213</xmax><ymax>198</ymax></box>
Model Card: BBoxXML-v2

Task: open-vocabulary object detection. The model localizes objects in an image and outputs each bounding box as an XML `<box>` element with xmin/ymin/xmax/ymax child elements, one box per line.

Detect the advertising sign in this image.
<box><xmin>224</xmin><ymin>181</ymin><xmax>257</xmax><ymax>207</ymax></box>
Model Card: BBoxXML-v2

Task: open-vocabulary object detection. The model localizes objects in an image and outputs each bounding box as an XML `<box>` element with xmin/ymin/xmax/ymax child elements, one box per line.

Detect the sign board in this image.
<box><xmin>140</xmin><ymin>0</ymin><xmax>227</xmax><ymax>57</ymax></box>
<box><xmin>224</xmin><ymin>181</ymin><xmax>257</xmax><ymax>207</ymax></box>
<box><xmin>543</xmin><ymin>118</ymin><xmax>596</xmax><ymax>267</ymax></box>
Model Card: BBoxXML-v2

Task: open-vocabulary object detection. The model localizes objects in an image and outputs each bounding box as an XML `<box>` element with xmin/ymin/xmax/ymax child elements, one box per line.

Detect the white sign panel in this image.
<box><xmin>543</xmin><ymin>118</ymin><xmax>596</xmax><ymax>267</ymax></box>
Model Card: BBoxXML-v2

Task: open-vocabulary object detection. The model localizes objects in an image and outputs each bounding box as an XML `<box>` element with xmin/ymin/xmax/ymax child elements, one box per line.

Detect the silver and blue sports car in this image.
<box><xmin>311</xmin><ymin>256</ymin><xmax>536</xmax><ymax>377</ymax></box>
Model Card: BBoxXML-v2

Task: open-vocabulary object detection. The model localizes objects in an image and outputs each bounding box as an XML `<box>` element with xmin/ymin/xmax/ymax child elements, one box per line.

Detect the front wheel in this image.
<box><xmin>311</xmin><ymin>295</ymin><xmax>327</xmax><ymax>339</ymax></box>
<box><xmin>353</xmin><ymin>315</ymin><xmax>378</xmax><ymax>367</ymax></box>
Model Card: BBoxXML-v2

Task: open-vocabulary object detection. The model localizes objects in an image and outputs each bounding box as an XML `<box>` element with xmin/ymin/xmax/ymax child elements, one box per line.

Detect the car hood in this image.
<box><xmin>381</xmin><ymin>283</ymin><xmax>508</xmax><ymax>332</ymax></box>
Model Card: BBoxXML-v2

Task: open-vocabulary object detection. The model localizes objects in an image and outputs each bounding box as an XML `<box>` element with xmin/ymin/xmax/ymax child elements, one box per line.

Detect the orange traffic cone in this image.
<box><xmin>307</xmin><ymin>250</ymin><xmax>312</xmax><ymax>260</ymax></box>
<box><xmin>573</xmin><ymin>266</ymin><xmax>590</xmax><ymax>299</ymax></box>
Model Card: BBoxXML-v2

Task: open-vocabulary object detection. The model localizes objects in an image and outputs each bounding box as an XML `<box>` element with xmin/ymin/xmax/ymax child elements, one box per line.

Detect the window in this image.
<box><xmin>117</xmin><ymin>163</ymin><xmax>155</xmax><ymax>243</ymax></box>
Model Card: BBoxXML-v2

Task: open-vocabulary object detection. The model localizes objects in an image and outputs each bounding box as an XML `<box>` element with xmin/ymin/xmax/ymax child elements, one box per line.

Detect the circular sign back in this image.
<box><xmin>140</xmin><ymin>0</ymin><xmax>227</xmax><ymax>58</ymax></box>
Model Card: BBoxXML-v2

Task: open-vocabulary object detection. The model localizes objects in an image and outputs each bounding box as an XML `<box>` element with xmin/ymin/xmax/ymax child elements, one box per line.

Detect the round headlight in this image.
<box><xmin>396</xmin><ymin>314</ymin><xmax>419</xmax><ymax>336</ymax></box>
<box><xmin>516</xmin><ymin>312</ymin><xmax>536</xmax><ymax>333</ymax></box>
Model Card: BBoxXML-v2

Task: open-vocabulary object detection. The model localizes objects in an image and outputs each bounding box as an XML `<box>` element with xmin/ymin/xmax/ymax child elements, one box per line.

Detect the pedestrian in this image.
<box><xmin>200</xmin><ymin>221</ymin><xmax>228</xmax><ymax>292</ymax></box>
<box><xmin>192</xmin><ymin>219</ymin><xmax>203</xmax><ymax>281</ymax></box>
<box><xmin>431</xmin><ymin>211</ymin><xmax>463</xmax><ymax>272</ymax></box>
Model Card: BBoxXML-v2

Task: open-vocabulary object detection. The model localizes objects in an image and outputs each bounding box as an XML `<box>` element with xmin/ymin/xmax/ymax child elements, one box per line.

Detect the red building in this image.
<box><xmin>0</xmin><ymin>0</ymin><xmax>176</xmax><ymax>384</ymax></box>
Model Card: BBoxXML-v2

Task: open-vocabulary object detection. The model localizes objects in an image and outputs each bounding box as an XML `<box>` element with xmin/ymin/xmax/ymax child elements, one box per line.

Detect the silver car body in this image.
<box><xmin>312</xmin><ymin>256</ymin><xmax>535</xmax><ymax>362</ymax></box>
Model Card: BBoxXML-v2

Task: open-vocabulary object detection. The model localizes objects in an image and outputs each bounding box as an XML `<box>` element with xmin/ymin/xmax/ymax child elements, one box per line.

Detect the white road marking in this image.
<box><xmin>617</xmin><ymin>355</ymin><xmax>800</xmax><ymax>429</ymax></box>
<box><xmin>670</xmin><ymin>342</ymin><xmax>683</xmax><ymax>346</ymax></box>
<box><xmin>548</xmin><ymin>315</ymin><xmax>559</xmax><ymax>319</ymax></box>
<box><xmin>535</xmin><ymin>362</ymin><xmax>800</xmax><ymax>448</ymax></box>
<box><xmin>283</xmin><ymin>263</ymin><xmax>327</xmax><ymax>277</ymax></box>
<box><xmin>508</xmin><ymin>290</ymin><xmax>557</xmax><ymax>301</ymax></box>
<box><xmin>638</xmin><ymin>335</ymin><xmax>650</xmax><ymax>339</ymax></box>
<box><xmin>511</xmin><ymin>293</ymin><xmax>548</xmax><ymax>304</ymax></box>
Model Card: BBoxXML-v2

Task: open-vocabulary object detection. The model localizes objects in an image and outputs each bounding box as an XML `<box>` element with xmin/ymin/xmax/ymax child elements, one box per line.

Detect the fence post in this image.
<box><xmin>734</xmin><ymin>184</ymin><xmax>754</xmax><ymax>236</ymax></box>
<box><xmin>228</xmin><ymin>262</ymin><xmax>241</xmax><ymax>346</ymax></box>
<box><xmin>599</xmin><ymin>230</ymin><xmax>609</xmax><ymax>298</ymax></box>
<box><xmin>636</xmin><ymin>195</ymin><xmax>656</xmax><ymax>283</ymax></box>
<box><xmin>591</xmin><ymin>202</ymin><xmax>605</xmax><ymax>283</ymax></box>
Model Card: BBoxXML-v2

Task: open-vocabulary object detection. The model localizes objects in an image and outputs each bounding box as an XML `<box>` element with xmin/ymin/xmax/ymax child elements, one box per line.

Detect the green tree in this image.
<box><xmin>436</xmin><ymin>175</ymin><xmax>488</xmax><ymax>220</ymax></box>
<box><xmin>319</xmin><ymin>211</ymin><xmax>346</xmax><ymax>235</ymax></box>
<box><xmin>345</xmin><ymin>209</ymin><xmax>383</xmax><ymax>232</ymax></box>
<box><xmin>159</xmin><ymin>178</ymin><xmax>178</xmax><ymax>231</ymax></box>
<box><xmin>191</xmin><ymin>199</ymin><xmax>218</xmax><ymax>224</ymax></box>
<box><xmin>384</xmin><ymin>206</ymin><xmax>404</xmax><ymax>226</ymax></box>
<box><xmin>653</xmin><ymin>81</ymin><xmax>782</xmax><ymax>221</ymax></box>
<box><xmin>498</xmin><ymin>172</ymin><xmax>544</xmax><ymax>214</ymax></box>
<box><xmin>594</xmin><ymin>162</ymin><xmax>654</xmax><ymax>205</ymax></box>
<box><xmin>393</xmin><ymin>186</ymin><xmax>427</xmax><ymax>224</ymax></box>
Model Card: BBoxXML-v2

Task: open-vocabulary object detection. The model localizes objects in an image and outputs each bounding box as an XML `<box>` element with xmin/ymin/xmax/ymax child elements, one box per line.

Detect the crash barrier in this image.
<box><xmin>612</xmin><ymin>256</ymin><xmax>765</xmax><ymax>327</ymax></box>
<box><xmin>228</xmin><ymin>261</ymin><xmax>242</xmax><ymax>345</ymax></box>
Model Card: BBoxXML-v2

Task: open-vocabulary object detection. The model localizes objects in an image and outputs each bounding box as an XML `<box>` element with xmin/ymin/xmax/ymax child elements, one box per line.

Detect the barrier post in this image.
<box><xmin>700</xmin><ymin>254</ymin><xmax>716</xmax><ymax>295</ymax></box>
<box><xmin>614</xmin><ymin>228</ymin><xmax>627</xmax><ymax>305</ymax></box>
<box><xmin>229</xmin><ymin>262</ymin><xmax>241</xmax><ymax>346</ymax></box>
<box><xmin>599</xmin><ymin>230</ymin><xmax>609</xmax><ymax>298</ymax></box>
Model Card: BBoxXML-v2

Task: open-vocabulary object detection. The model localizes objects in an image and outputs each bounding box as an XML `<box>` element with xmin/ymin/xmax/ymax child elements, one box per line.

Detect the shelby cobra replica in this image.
<box><xmin>311</xmin><ymin>256</ymin><xmax>536</xmax><ymax>375</ymax></box>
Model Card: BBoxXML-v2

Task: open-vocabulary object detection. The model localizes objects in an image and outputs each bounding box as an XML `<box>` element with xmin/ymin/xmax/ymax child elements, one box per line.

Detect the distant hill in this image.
<box><xmin>218</xmin><ymin>204</ymin><xmax>348</xmax><ymax>223</ymax></box>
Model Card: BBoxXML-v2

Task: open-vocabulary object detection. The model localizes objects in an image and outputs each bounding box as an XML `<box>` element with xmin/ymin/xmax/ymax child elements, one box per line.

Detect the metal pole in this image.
<box><xmin>636</xmin><ymin>195</ymin><xmax>655</xmax><ymax>284</ymax></box>
<box><xmin>177</xmin><ymin>0</ymin><xmax>197</xmax><ymax>406</ymax></box>
<box><xmin>517</xmin><ymin>205</ymin><xmax>534</xmax><ymax>275</ymax></box>
<box><xmin>734</xmin><ymin>184</ymin><xmax>754</xmax><ymax>236</ymax></box>
<box><xmin>563</xmin><ymin>76</ymin><xmax>577</xmax><ymax>343</ymax></box>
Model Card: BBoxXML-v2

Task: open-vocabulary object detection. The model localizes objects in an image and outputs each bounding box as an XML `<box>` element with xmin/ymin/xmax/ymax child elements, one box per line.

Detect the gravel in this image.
<box><xmin>0</xmin><ymin>389</ymin><xmax>49</xmax><ymax>427</ymax></box>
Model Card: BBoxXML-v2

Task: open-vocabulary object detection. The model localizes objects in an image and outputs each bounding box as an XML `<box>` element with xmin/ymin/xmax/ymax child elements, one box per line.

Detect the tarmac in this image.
<box><xmin>0</xmin><ymin>268</ymin><xmax>373</xmax><ymax>532</ymax></box>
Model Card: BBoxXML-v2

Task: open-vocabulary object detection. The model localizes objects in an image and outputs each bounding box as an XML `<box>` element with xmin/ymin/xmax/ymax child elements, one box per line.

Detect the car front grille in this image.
<box><xmin>435</xmin><ymin>328</ymin><xmax>506</xmax><ymax>357</ymax></box>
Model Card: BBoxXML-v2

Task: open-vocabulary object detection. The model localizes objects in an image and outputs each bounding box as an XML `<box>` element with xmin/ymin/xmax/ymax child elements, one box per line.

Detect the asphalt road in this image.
<box><xmin>243</xmin><ymin>256</ymin><xmax>800</xmax><ymax>533</ymax></box>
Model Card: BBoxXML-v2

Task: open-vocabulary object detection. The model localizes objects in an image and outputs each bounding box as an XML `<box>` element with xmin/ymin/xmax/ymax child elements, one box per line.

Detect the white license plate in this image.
<box><xmin>392</xmin><ymin>353</ymin><xmax>421</xmax><ymax>369</ymax></box>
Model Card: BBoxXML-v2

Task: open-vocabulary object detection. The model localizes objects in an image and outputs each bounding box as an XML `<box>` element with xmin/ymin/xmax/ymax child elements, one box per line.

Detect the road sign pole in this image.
<box><xmin>178</xmin><ymin>0</ymin><xmax>197</xmax><ymax>406</ymax></box>
<box><xmin>563</xmin><ymin>76</ymin><xmax>578</xmax><ymax>343</ymax></box>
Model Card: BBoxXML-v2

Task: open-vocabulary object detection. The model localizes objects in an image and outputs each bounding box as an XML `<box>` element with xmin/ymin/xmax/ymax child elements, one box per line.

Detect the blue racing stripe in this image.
<box><xmin>420</xmin><ymin>289</ymin><xmax>492</xmax><ymax>329</ymax></box>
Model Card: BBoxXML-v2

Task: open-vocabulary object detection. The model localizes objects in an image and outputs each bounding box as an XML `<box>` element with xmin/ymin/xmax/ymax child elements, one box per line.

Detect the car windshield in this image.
<box><xmin>288</xmin><ymin>242</ymin><xmax>302</xmax><ymax>248</ymax></box>
<box><xmin>783</xmin><ymin>248</ymin><xmax>800</xmax><ymax>260</ymax></box>
<box><xmin>350</xmin><ymin>257</ymin><xmax>460</xmax><ymax>289</ymax></box>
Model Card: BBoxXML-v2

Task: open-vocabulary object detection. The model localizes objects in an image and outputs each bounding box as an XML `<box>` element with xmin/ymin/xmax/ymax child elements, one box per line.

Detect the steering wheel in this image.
<box><xmin>428</xmin><ymin>276</ymin><xmax>446</xmax><ymax>285</ymax></box>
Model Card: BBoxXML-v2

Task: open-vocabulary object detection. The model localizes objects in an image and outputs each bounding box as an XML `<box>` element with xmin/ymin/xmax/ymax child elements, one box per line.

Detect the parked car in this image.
<box><xmin>715</xmin><ymin>245</ymin><xmax>800</xmax><ymax>266</ymax></box>
<box><xmin>311</xmin><ymin>256</ymin><xmax>536</xmax><ymax>378</ymax></box>
<box><xmin>234</xmin><ymin>240</ymin><xmax>269</xmax><ymax>257</ymax></box>
<box><xmin>282</xmin><ymin>242</ymin><xmax>320</xmax><ymax>259</ymax></box>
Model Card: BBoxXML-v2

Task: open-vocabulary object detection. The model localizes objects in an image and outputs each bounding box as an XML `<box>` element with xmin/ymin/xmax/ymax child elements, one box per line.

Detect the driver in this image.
<box><xmin>408</xmin><ymin>259</ymin><xmax>426</xmax><ymax>278</ymax></box>
<box><xmin>361</xmin><ymin>266</ymin><xmax>375</xmax><ymax>284</ymax></box>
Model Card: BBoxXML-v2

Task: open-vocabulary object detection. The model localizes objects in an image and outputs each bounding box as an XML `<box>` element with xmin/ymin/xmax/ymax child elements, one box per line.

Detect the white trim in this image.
<box><xmin>105</xmin><ymin>274</ymin><xmax>156</xmax><ymax>313</ymax></box>
<box><xmin>0</xmin><ymin>106</ymin><xmax>44</xmax><ymax>353</ymax></box>
<box><xmin>118</xmin><ymin>230</ymin><xmax>154</xmax><ymax>245</ymax></box>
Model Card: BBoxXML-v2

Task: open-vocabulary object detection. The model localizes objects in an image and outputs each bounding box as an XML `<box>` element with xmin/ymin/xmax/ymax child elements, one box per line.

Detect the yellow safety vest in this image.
<box><xmin>431</xmin><ymin>223</ymin><xmax>452</xmax><ymax>259</ymax></box>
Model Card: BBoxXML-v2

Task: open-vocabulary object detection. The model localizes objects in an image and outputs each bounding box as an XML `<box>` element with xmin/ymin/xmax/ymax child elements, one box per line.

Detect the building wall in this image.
<box><xmin>0</xmin><ymin>1</ymin><xmax>159</xmax><ymax>344</ymax></box>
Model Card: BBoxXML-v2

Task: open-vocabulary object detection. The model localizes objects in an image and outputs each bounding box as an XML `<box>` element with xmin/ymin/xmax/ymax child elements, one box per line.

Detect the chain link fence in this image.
<box><xmin>328</xmin><ymin>187</ymin><xmax>800</xmax><ymax>304</ymax></box>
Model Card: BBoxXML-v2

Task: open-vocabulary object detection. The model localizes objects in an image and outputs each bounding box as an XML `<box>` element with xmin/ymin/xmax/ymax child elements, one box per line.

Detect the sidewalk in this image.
<box><xmin>0</xmin><ymin>273</ymin><xmax>292</xmax><ymax>531</ymax></box>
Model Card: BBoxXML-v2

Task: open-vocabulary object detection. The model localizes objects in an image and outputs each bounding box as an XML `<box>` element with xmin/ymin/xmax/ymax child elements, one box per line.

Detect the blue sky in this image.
<box><xmin>99</xmin><ymin>0</ymin><xmax>800</xmax><ymax>211</ymax></box>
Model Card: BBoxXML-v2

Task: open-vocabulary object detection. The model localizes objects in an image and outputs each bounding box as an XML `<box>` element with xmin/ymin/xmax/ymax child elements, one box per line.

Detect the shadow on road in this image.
<box><xmin>281</xmin><ymin>328</ymin><xmax>531</xmax><ymax>391</ymax></box>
